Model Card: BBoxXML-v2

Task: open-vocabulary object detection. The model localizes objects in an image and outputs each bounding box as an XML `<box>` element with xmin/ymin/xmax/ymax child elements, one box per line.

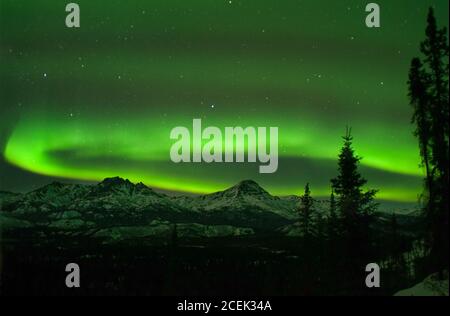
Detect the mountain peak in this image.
<box><xmin>94</xmin><ymin>177</ymin><xmax>135</xmax><ymax>195</ymax></box>
<box><xmin>39</xmin><ymin>181</ymin><xmax>66</xmax><ymax>189</ymax></box>
<box><xmin>236</xmin><ymin>179</ymin><xmax>260</xmax><ymax>188</ymax></box>
<box><xmin>99</xmin><ymin>177</ymin><xmax>132</xmax><ymax>187</ymax></box>
<box><xmin>30</xmin><ymin>181</ymin><xmax>69</xmax><ymax>194</ymax></box>
<box><xmin>94</xmin><ymin>177</ymin><xmax>163</xmax><ymax>198</ymax></box>
<box><xmin>228</xmin><ymin>180</ymin><xmax>270</xmax><ymax>196</ymax></box>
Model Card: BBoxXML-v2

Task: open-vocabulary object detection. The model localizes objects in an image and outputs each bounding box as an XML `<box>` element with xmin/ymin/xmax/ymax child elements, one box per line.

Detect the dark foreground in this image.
<box><xmin>0</xmin><ymin>235</ymin><xmax>426</xmax><ymax>296</ymax></box>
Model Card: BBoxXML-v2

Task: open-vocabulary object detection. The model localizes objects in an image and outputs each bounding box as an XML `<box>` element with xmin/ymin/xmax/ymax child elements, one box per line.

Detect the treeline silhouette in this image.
<box><xmin>295</xmin><ymin>127</ymin><xmax>380</xmax><ymax>293</ymax></box>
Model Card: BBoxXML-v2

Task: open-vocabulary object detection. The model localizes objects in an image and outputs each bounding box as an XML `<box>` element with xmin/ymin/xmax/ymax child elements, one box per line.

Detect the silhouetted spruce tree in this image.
<box><xmin>409</xmin><ymin>7</ymin><xmax>449</xmax><ymax>274</ymax></box>
<box><xmin>408</xmin><ymin>58</ymin><xmax>433</xmax><ymax>209</ymax></box>
<box><xmin>298</xmin><ymin>183</ymin><xmax>315</xmax><ymax>239</ymax></box>
<box><xmin>331</xmin><ymin>128</ymin><xmax>378</xmax><ymax>267</ymax></box>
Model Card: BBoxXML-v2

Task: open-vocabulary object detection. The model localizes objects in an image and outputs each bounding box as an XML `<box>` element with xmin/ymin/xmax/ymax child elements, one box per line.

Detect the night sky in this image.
<box><xmin>0</xmin><ymin>0</ymin><xmax>448</xmax><ymax>201</ymax></box>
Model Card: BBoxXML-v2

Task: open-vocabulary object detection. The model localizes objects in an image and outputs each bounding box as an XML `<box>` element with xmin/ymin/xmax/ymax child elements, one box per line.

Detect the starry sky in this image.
<box><xmin>0</xmin><ymin>0</ymin><xmax>448</xmax><ymax>201</ymax></box>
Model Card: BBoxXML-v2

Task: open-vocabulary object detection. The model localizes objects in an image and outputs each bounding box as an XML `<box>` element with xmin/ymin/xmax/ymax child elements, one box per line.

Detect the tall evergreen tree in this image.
<box><xmin>422</xmin><ymin>8</ymin><xmax>449</xmax><ymax>274</ymax></box>
<box><xmin>298</xmin><ymin>183</ymin><xmax>315</xmax><ymax>238</ymax></box>
<box><xmin>331</xmin><ymin>128</ymin><xmax>378</xmax><ymax>265</ymax></box>
<box><xmin>409</xmin><ymin>7</ymin><xmax>449</xmax><ymax>274</ymax></box>
<box><xmin>408</xmin><ymin>58</ymin><xmax>433</xmax><ymax>207</ymax></box>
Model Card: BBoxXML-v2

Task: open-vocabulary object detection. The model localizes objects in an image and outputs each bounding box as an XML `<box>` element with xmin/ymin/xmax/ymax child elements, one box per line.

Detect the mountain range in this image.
<box><xmin>0</xmin><ymin>177</ymin><xmax>419</xmax><ymax>242</ymax></box>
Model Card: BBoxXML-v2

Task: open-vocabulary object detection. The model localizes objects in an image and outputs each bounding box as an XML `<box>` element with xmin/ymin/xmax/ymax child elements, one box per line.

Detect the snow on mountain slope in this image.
<box><xmin>70</xmin><ymin>177</ymin><xmax>183</xmax><ymax>213</ymax></box>
<box><xmin>1</xmin><ymin>177</ymin><xmax>192</xmax><ymax>227</ymax></box>
<box><xmin>172</xmin><ymin>180</ymin><xmax>297</xmax><ymax>220</ymax></box>
<box><xmin>25</xmin><ymin>182</ymin><xmax>90</xmax><ymax>205</ymax></box>
<box><xmin>1</xmin><ymin>182</ymin><xmax>90</xmax><ymax>217</ymax></box>
<box><xmin>395</xmin><ymin>271</ymin><xmax>449</xmax><ymax>296</ymax></box>
<box><xmin>0</xmin><ymin>178</ymin><xmax>268</xmax><ymax>238</ymax></box>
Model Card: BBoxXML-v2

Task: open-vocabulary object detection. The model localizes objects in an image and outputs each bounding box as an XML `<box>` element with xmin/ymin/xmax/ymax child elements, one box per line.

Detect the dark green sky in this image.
<box><xmin>0</xmin><ymin>0</ymin><xmax>448</xmax><ymax>201</ymax></box>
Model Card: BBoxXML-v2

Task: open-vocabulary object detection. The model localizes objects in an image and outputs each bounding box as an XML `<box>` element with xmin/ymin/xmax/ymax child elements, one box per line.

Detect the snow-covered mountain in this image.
<box><xmin>171</xmin><ymin>180</ymin><xmax>296</xmax><ymax>230</ymax></box>
<box><xmin>173</xmin><ymin>180</ymin><xmax>295</xmax><ymax>217</ymax></box>
<box><xmin>65</xmin><ymin>177</ymin><xmax>194</xmax><ymax>225</ymax></box>
<box><xmin>1</xmin><ymin>178</ymin><xmax>195</xmax><ymax>231</ymax></box>
<box><xmin>0</xmin><ymin>178</ymin><xmax>297</xmax><ymax>239</ymax></box>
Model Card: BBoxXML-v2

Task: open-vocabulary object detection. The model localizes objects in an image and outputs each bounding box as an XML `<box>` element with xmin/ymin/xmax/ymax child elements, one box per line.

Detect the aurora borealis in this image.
<box><xmin>0</xmin><ymin>1</ymin><xmax>448</xmax><ymax>201</ymax></box>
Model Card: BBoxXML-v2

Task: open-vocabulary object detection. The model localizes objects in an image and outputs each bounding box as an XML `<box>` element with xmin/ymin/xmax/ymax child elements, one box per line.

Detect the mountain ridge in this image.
<box><xmin>0</xmin><ymin>177</ymin><xmax>420</xmax><ymax>240</ymax></box>
<box><xmin>0</xmin><ymin>177</ymin><xmax>297</xmax><ymax>237</ymax></box>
